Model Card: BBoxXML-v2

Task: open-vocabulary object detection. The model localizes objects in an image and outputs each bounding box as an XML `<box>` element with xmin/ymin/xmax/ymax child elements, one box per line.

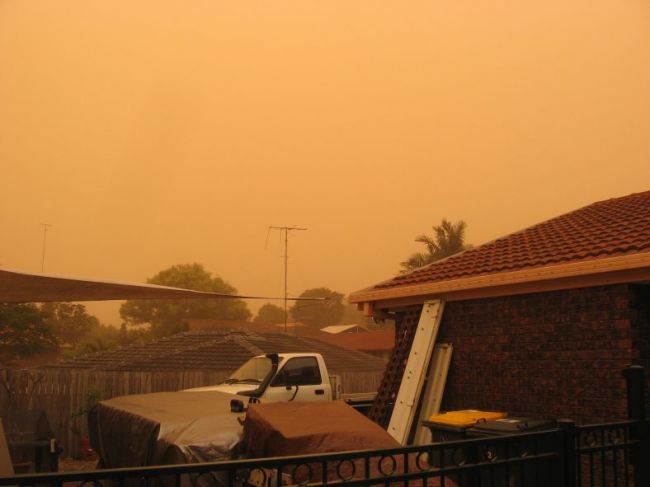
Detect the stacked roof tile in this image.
<box><xmin>375</xmin><ymin>190</ymin><xmax>650</xmax><ymax>291</ymax></box>
<box><xmin>53</xmin><ymin>329</ymin><xmax>387</xmax><ymax>373</ymax></box>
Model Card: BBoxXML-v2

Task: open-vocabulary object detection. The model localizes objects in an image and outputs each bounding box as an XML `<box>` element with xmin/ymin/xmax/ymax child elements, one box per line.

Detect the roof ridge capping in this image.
<box><xmin>350</xmin><ymin>190</ymin><xmax>650</xmax><ymax>309</ymax></box>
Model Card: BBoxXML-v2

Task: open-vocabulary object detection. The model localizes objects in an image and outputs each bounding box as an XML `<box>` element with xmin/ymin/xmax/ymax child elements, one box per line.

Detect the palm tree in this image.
<box><xmin>400</xmin><ymin>219</ymin><xmax>470</xmax><ymax>272</ymax></box>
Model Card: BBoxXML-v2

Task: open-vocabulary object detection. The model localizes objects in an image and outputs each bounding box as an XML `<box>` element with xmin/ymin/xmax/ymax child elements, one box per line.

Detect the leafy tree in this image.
<box><xmin>400</xmin><ymin>219</ymin><xmax>471</xmax><ymax>271</ymax></box>
<box><xmin>120</xmin><ymin>263</ymin><xmax>251</xmax><ymax>337</ymax></box>
<box><xmin>63</xmin><ymin>322</ymin><xmax>152</xmax><ymax>360</ymax></box>
<box><xmin>290</xmin><ymin>288</ymin><xmax>344</xmax><ymax>328</ymax></box>
<box><xmin>253</xmin><ymin>303</ymin><xmax>286</xmax><ymax>326</ymax></box>
<box><xmin>0</xmin><ymin>303</ymin><xmax>58</xmax><ymax>364</ymax></box>
<box><xmin>40</xmin><ymin>302</ymin><xmax>99</xmax><ymax>344</ymax></box>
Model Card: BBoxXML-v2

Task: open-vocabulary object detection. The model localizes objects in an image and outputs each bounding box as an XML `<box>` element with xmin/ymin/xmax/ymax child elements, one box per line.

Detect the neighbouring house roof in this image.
<box><xmin>273</xmin><ymin>322</ymin><xmax>307</xmax><ymax>330</ymax></box>
<box><xmin>188</xmin><ymin>319</ymin><xmax>267</xmax><ymax>331</ymax></box>
<box><xmin>318</xmin><ymin>330</ymin><xmax>395</xmax><ymax>352</ymax></box>
<box><xmin>350</xmin><ymin>190</ymin><xmax>650</xmax><ymax>311</ymax></box>
<box><xmin>320</xmin><ymin>324</ymin><xmax>368</xmax><ymax>334</ymax></box>
<box><xmin>49</xmin><ymin>329</ymin><xmax>387</xmax><ymax>373</ymax></box>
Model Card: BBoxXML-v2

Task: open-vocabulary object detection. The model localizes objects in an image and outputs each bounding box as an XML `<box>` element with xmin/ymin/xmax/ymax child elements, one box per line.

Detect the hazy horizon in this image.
<box><xmin>2</xmin><ymin>1</ymin><xmax>649</xmax><ymax>325</ymax></box>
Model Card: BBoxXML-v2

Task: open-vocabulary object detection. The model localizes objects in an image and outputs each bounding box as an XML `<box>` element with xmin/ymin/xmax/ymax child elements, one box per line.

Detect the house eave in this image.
<box><xmin>349</xmin><ymin>252</ymin><xmax>650</xmax><ymax>314</ymax></box>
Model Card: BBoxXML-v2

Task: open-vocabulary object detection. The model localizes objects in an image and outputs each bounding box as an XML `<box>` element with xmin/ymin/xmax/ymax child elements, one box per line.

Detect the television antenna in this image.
<box><xmin>40</xmin><ymin>223</ymin><xmax>53</xmax><ymax>272</ymax></box>
<box><xmin>268</xmin><ymin>226</ymin><xmax>307</xmax><ymax>332</ymax></box>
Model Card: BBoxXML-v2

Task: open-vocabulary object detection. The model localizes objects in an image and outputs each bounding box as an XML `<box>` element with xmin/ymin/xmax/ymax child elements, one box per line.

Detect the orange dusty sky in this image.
<box><xmin>1</xmin><ymin>1</ymin><xmax>649</xmax><ymax>325</ymax></box>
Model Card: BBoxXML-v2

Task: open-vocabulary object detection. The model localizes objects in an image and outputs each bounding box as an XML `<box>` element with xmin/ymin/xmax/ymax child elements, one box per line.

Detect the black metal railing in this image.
<box><xmin>0</xmin><ymin>428</ymin><xmax>562</xmax><ymax>487</ymax></box>
<box><xmin>572</xmin><ymin>420</ymin><xmax>641</xmax><ymax>487</ymax></box>
<box><xmin>554</xmin><ymin>418</ymin><xmax>644</xmax><ymax>487</ymax></box>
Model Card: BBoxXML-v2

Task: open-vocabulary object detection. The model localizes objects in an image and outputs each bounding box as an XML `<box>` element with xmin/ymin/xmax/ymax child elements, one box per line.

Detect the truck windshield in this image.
<box><xmin>222</xmin><ymin>356</ymin><xmax>274</xmax><ymax>384</ymax></box>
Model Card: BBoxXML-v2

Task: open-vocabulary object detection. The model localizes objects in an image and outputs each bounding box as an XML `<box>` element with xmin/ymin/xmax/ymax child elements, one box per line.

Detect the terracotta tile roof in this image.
<box><xmin>51</xmin><ymin>329</ymin><xmax>387</xmax><ymax>373</ymax></box>
<box><xmin>375</xmin><ymin>190</ymin><xmax>650</xmax><ymax>291</ymax></box>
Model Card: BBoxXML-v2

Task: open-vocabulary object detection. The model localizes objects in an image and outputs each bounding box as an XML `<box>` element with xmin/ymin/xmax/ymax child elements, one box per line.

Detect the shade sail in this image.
<box><xmin>0</xmin><ymin>268</ymin><xmax>317</xmax><ymax>303</ymax></box>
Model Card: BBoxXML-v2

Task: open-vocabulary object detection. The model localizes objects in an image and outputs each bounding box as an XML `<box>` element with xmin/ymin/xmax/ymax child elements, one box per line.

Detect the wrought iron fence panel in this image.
<box><xmin>2</xmin><ymin>421</ymin><xmax>648</xmax><ymax>487</ymax></box>
<box><xmin>573</xmin><ymin>420</ymin><xmax>641</xmax><ymax>487</ymax></box>
<box><xmin>0</xmin><ymin>430</ymin><xmax>563</xmax><ymax>487</ymax></box>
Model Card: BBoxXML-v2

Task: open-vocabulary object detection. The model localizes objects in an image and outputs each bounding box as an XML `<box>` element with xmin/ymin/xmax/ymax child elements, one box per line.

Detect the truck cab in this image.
<box><xmin>185</xmin><ymin>353</ymin><xmax>333</xmax><ymax>402</ymax></box>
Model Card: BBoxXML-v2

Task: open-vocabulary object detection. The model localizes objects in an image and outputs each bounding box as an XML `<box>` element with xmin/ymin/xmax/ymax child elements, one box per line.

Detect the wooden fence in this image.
<box><xmin>0</xmin><ymin>367</ymin><xmax>383</xmax><ymax>459</ymax></box>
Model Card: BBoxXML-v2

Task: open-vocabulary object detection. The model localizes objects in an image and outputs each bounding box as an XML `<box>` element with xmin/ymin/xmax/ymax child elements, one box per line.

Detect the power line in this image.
<box><xmin>268</xmin><ymin>226</ymin><xmax>307</xmax><ymax>333</ymax></box>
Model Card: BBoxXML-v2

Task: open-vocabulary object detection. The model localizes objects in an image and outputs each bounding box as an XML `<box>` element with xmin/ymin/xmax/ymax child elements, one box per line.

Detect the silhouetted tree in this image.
<box><xmin>120</xmin><ymin>263</ymin><xmax>251</xmax><ymax>337</ymax></box>
<box><xmin>253</xmin><ymin>303</ymin><xmax>286</xmax><ymax>326</ymax></box>
<box><xmin>41</xmin><ymin>302</ymin><xmax>99</xmax><ymax>344</ymax></box>
<box><xmin>0</xmin><ymin>303</ymin><xmax>58</xmax><ymax>364</ymax></box>
<box><xmin>63</xmin><ymin>322</ymin><xmax>152</xmax><ymax>359</ymax></box>
<box><xmin>290</xmin><ymin>288</ymin><xmax>344</xmax><ymax>328</ymax></box>
<box><xmin>401</xmin><ymin>219</ymin><xmax>470</xmax><ymax>271</ymax></box>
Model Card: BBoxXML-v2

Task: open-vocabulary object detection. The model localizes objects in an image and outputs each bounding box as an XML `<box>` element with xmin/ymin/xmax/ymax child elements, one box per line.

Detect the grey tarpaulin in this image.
<box><xmin>89</xmin><ymin>391</ymin><xmax>247</xmax><ymax>468</ymax></box>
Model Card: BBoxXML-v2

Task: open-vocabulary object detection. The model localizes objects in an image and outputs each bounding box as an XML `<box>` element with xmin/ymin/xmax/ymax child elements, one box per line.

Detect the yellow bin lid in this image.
<box><xmin>428</xmin><ymin>410</ymin><xmax>507</xmax><ymax>427</ymax></box>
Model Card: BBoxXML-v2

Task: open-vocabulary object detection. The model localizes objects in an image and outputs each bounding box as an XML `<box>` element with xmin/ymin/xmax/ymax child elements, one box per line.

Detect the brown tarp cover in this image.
<box><xmin>243</xmin><ymin>402</ymin><xmax>455</xmax><ymax>487</ymax></box>
<box><xmin>243</xmin><ymin>400</ymin><xmax>399</xmax><ymax>458</ymax></box>
<box><xmin>89</xmin><ymin>391</ymin><xmax>247</xmax><ymax>468</ymax></box>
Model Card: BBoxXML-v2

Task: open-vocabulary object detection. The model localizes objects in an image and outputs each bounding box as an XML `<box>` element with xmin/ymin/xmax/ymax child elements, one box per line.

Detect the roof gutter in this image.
<box><xmin>349</xmin><ymin>252</ymin><xmax>650</xmax><ymax>316</ymax></box>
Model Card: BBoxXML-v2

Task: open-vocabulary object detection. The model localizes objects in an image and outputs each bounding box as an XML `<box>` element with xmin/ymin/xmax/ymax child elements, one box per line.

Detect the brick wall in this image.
<box><xmin>437</xmin><ymin>284</ymin><xmax>636</xmax><ymax>424</ymax></box>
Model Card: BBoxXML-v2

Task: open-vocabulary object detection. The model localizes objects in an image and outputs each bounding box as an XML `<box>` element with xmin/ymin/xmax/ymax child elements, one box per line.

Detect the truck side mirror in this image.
<box><xmin>283</xmin><ymin>371</ymin><xmax>300</xmax><ymax>390</ymax></box>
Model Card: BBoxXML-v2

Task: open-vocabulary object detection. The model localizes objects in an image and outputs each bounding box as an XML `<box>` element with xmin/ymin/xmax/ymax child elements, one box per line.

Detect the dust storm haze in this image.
<box><xmin>1</xmin><ymin>1</ymin><xmax>649</xmax><ymax>324</ymax></box>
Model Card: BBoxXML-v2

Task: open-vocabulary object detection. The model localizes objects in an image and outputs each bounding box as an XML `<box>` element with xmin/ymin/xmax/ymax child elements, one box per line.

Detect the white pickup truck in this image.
<box><xmin>185</xmin><ymin>353</ymin><xmax>333</xmax><ymax>403</ymax></box>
